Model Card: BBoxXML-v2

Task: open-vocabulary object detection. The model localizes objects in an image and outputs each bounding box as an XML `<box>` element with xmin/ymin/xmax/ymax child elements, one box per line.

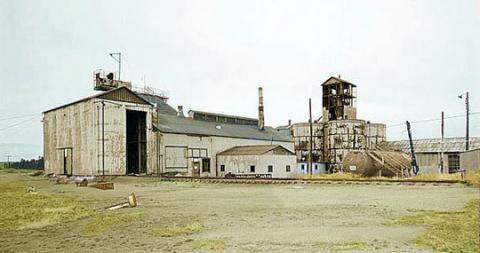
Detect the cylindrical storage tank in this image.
<box><xmin>343</xmin><ymin>151</ymin><xmax>410</xmax><ymax>177</ymax></box>
<box><xmin>343</xmin><ymin>151</ymin><xmax>382</xmax><ymax>176</ymax></box>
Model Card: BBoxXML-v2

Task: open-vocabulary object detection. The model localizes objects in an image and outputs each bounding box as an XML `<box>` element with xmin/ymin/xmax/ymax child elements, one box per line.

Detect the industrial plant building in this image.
<box><xmin>288</xmin><ymin>76</ymin><xmax>387</xmax><ymax>173</ymax></box>
<box><xmin>386</xmin><ymin>137</ymin><xmax>480</xmax><ymax>173</ymax></box>
<box><xmin>43</xmin><ymin>72</ymin><xmax>294</xmax><ymax>177</ymax></box>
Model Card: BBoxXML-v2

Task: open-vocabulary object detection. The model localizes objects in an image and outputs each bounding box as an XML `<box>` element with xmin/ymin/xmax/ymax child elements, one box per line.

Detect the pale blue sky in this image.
<box><xmin>0</xmin><ymin>0</ymin><xmax>479</xmax><ymax>160</ymax></box>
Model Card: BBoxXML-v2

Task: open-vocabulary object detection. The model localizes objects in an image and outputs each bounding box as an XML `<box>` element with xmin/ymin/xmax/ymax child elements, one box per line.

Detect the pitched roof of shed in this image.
<box><xmin>321</xmin><ymin>76</ymin><xmax>356</xmax><ymax>87</ymax></box>
<box><xmin>217</xmin><ymin>145</ymin><xmax>294</xmax><ymax>156</ymax></box>
<box><xmin>386</xmin><ymin>137</ymin><xmax>480</xmax><ymax>153</ymax></box>
<box><xmin>43</xmin><ymin>87</ymin><xmax>152</xmax><ymax>113</ymax></box>
<box><xmin>137</xmin><ymin>93</ymin><xmax>177</xmax><ymax>115</ymax></box>
<box><xmin>156</xmin><ymin>113</ymin><xmax>292</xmax><ymax>142</ymax></box>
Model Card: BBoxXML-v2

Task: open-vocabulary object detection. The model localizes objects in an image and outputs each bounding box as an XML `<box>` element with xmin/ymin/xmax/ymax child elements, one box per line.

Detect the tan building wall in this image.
<box><xmin>217</xmin><ymin>154</ymin><xmax>296</xmax><ymax>178</ymax></box>
<box><xmin>159</xmin><ymin>133</ymin><xmax>294</xmax><ymax>177</ymax></box>
<box><xmin>460</xmin><ymin>149</ymin><xmax>480</xmax><ymax>171</ymax></box>
<box><xmin>43</xmin><ymin>99</ymin><xmax>157</xmax><ymax>175</ymax></box>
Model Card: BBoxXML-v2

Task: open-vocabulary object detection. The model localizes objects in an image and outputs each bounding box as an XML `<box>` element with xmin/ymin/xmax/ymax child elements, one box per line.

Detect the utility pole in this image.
<box><xmin>440</xmin><ymin>111</ymin><xmax>444</xmax><ymax>173</ymax></box>
<box><xmin>4</xmin><ymin>155</ymin><xmax>12</xmax><ymax>168</ymax></box>
<box><xmin>102</xmin><ymin>101</ymin><xmax>105</xmax><ymax>178</ymax></box>
<box><xmin>308</xmin><ymin>98</ymin><xmax>313</xmax><ymax>176</ymax></box>
<box><xmin>458</xmin><ymin>92</ymin><xmax>470</xmax><ymax>150</ymax></box>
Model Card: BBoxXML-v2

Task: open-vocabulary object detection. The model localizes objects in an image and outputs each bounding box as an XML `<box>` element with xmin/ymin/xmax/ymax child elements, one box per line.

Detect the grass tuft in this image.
<box><xmin>155</xmin><ymin>221</ymin><xmax>203</xmax><ymax>237</ymax></box>
<box><xmin>0</xmin><ymin>182</ymin><xmax>94</xmax><ymax>230</ymax></box>
<box><xmin>83</xmin><ymin>212</ymin><xmax>143</xmax><ymax>235</ymax></box>
<box><xmin>390</xmin><ymin>199</ymin><xmax>480</xmax><ymax>253</ymax></box>
<box><xmin>193</xmin><ymin>239</ymin><xmax>227</xmax><ymax>250</ymax></box>
<box><xmin>313</xmin><ymin>240</ymin><xmax>369</xmax><ymax>250</ymax></box>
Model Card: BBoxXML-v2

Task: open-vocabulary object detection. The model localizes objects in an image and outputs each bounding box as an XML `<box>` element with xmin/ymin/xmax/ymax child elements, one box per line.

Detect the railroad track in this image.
<box><xmin>159</xmin><ymin>176</ymin><xmax>465</xmax><ymax>186</ymax></box>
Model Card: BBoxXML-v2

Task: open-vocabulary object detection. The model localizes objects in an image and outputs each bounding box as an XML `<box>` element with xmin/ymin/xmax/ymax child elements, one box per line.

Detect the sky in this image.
<box><xmin>0</xmin><ymin>0</ymin><xmax>479</xmax><ymax>160</ymax></box>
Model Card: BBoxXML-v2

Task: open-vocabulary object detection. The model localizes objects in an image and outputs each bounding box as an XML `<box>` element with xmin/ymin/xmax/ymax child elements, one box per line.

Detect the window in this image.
<box><xmin>301</xmin><ymin>164</ymin><xmax>305</xmax><ymax>170</ymax></box>
<box><xmin>286</xmin><ymin>165</ymin><xmax>291</xmax><ymax>172</ymax></box>
<box><xmin>315</xmin><ymin>164</ymin><xmax>318</xmax><ymax>171</ymax></box>
<box><xmin>250</xmin><ymin>165</ymin><xmax>255</xmax><ymax>173</ymax></box>
<box><xmin>448</xmin><ymin>154</ymin><xmax>460</xmax><ymax>173</ymax></box>
<box><xmin>268</xmin><ymin>165</ymin><xmax>273</xmax><ymax>173</ymax></box>
<box><xmin>202</xmin><ymin>158</ymin><xmax>210</xmax><ymax>172</ymax></box>
<box><xmin>220</xmin><ymin>164</ymin><xmax>225</xmax><ymax>172</ymax></box>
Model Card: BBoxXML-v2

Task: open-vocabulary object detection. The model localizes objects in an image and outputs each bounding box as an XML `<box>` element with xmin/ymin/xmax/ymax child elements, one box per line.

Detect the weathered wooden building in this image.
<box><xmin>386</xmin><ymin>137</ymin><xmax>480</xmax><ymax>173</ymax></box>
<box><xmin>43</xmin><ymin>87</ymin><xmax>158</xmax><ymax>175</ymax></box>
<box><xmin>43</xmin><ymin>80</ymin><xmax>294</xmax><ymax>177</ymax></box>
<box><xmin>285</xmin><ymin>76</ymin><xmax>387</xmax><ymax>173</ymax></box>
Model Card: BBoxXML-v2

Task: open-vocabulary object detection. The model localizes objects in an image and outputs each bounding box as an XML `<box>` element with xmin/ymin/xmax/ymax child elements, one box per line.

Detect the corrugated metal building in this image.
<box><xmin>386</xmin><ymin>137</ymin><xmax>480</xmax><ymax>173</ymax></box>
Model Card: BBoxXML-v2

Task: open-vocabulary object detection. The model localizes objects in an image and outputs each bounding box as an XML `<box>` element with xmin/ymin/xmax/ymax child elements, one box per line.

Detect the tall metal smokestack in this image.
<box><xmin>258</xmin><ymin>87</ymin><xmax>265</xmax><ymax>130</ymax></box>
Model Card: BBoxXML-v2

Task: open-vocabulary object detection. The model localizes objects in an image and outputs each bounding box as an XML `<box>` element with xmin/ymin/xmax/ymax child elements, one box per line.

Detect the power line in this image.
<box><xmin>0</xmin><ymin>116</ymin><xmax>37</xmax><ymax>131</ymax></box>
<box><xmin>387</xmin><ymin>112</ymin><xmax>480</xmax><ymax>128</ymax></box>
<box><xmin>0</xmin><ymin>113</ymin><xmax>39</xmax><ymax>121</ymax></box>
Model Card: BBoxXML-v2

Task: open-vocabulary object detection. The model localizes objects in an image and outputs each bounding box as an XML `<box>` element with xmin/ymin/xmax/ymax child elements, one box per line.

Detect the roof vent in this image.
<box><xmin>177</xmin><ymin>105</ymin><xmax>185</xmax><ymax>117</ymax></box>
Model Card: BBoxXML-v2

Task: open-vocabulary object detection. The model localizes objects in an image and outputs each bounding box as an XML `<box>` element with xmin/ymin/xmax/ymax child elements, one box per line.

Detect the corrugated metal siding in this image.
<box><xmin>99</xmin><ymin>88</ymin><xmax>149</xmax><ymax>105</ymax></box>
<box><xmin>386</xmin><ymin>137</ymin><xmax>480</xmax><ymax>153</ymax></box>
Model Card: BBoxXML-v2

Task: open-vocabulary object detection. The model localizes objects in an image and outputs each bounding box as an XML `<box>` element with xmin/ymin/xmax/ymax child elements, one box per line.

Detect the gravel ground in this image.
<box><xmin>1</xmin><ymin>173</ymin><xmax>478</xmax><ymax>252</ymax></box>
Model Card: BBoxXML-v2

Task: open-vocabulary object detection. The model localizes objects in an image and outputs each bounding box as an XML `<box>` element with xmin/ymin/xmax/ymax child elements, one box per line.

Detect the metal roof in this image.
<box><xmin>156</xmin><ymin>113</ymin><xmax>292</xmax><ymax>142</ymax></box>
<box><xmin>217</xmin><ymin>145</ymin><xmax>294</xmax><ymax>156</ymax></box>
<box><xmin>43</xmin><ymin>87</ymin><xmax>152</xmax><ymax>113</ymax></box>
<box><xmin>386</xmin><ymin>137</ymin><xmax>480</xmax><ymax>153</ymax></box>
<box><xmin>137</xmin><ymin>93</ymin><xmax>177</xmax><ymax>115</ymax></box>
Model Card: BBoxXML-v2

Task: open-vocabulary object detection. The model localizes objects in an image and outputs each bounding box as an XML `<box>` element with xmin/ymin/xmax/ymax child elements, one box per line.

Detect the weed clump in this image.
<box><xmin>193</xmin><ymin>239</ymin><xmax>227</xmax><ymax>250</ymax></box>
<box><xmin>83</xmin><ymin>212</ymin><xmax>143</xmax><ymax>235</ymax></box>
<box><xmin>155</xmin><ymin>221</ymin><xmax>203</xmax><ymax>237</ymax></box>
<box><xmin>0</xmin><ymin>182</ymin><xmax>94</xmax><ymax>230</ymax></box>
<box><xmin>390</xmin><ymin>199</ymin><xmax>480</xmax><ymax>253</ymax></box>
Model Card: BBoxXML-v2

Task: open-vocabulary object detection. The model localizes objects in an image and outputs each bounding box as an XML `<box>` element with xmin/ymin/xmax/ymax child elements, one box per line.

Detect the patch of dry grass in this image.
<box><xmin>155</xmin><ymin>221</ymin><xmax>203</xmax><ymax>237</ymax></box>
<box><xmin>0</xmin><ymin>182</ymin><xmax>94</xmax><ymax>230</ymax></box>
<box><xmin>193</xmin><ymin>239</ymin><xmax>227</xmax><ymax>250</ymax></box>
<box><xmin>313</xmin><ymin>241</ymin><xmax>369</xmax><ymax>250</ymax></box>
<box><xmin>466</xmin><ymin>171</ymin><xmax>480</xmax><ymax>187</ymax></box>
<box><xmin>389</xmin><ymin>199</ymin><xmax>480</xmax><ymax>253</ymax></box>
<box><xmin>83</xmin><ymin>212</ymin><xmax>143</xmax><ymax>235</ymax></box>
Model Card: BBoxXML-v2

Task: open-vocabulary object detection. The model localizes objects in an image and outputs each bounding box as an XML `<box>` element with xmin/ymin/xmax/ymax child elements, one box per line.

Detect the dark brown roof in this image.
<box><xmin>321</xmin><ymin>76</ymin><xmax>357</xmax><ymax>87</ymax></box>
<box><xmin>43</xmin><ymin>87</ymin><xmax>152</xmax><ymax>113</ymax></box>
<box><xmin>217</xmin><ymin>145</ymin><xmax>294</xmax><ymax>156</ymax></box>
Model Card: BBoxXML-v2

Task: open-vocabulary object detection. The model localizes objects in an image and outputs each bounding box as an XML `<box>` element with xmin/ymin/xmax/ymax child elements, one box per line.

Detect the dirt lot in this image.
<box><xmin>0</xmin><ymin>172</ymin><xmax>478</xmax><ymax>252</ymax></box>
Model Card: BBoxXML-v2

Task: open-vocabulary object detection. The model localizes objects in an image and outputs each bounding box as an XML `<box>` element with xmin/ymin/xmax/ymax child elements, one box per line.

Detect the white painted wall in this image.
<box><xmin>159</xmin><ymin>133</ymin><xmax>294</xmax><ymax>177</ymax></box>
<box><xmin>217</xmin><ymin>154</ymin><xmax>297</xmax><ymax>178</ymax></box>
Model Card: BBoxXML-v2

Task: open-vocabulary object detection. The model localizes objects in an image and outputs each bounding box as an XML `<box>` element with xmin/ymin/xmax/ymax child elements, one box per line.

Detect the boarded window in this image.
<box><xmin>448</xmin><ymin>154</ymin><xmax>460</xmax><ymax>173</ymax></box>
<box><xmin>268</xmin><ymin>165</ymin><xmax>273</xmax><ymax>173</ymax></box>
<box><xmin>286</xmin><ymin>165</ymin><xmax>291</xmax><ymax>172</ymax></box>
<box><xmin>250</xmin><ymin>165</ymin><xmax>255</xmax><ymax>173</ymax></box>
<box><xmin>220</xmin><ymin>164</ymin><xmax>225</xmax><ymax>172</ymax></box>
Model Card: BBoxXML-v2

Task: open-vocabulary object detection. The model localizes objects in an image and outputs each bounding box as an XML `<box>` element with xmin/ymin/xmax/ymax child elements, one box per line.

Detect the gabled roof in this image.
<box><xmin>386</xmin><ymin>137</ymin><xmax>480</xmax><ymax>153</ymax></box>
<box><xmin>217</xmin><ymin>145</ymin><xmax>294</xmax><ymax>156</ymax></box>
<box><xmin>43</xmin><ymin>87</ymin><xmax>152</xmax><ymax>113</ymax></box>
<box><xmin>156</xmin><ymin>113</ymin><xmax>292</xmax><ymax>142</ymax></box>
<box><xmin>321</xmin><ymin>76</ymin><xmax>356</xmax><ymax>87</ymax></box>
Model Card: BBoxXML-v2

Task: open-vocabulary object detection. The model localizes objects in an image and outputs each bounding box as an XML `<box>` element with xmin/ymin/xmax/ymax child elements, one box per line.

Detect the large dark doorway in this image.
<box><xmin>126</xmin><ymin>110</ymin><xmax>147</xmax><ymax>174</ymax></box>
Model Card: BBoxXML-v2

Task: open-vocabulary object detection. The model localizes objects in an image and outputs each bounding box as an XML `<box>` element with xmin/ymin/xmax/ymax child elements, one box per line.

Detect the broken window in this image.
<box><xmin>268</xmin><ymin>165</ymin><xmax>273</xmax><ymax>173</ymax></box>
<box><xmin>220</xmin><ymin>164</ymin><xmax>225</xmax><ymax>172</ymax></box>
<box><xmin>286</xmin><ymin>165</ymin><xmax>291</xmax><ymax>172</ymax></box>
<box><xmin>250</xmin><ymin>165</ymin><xmax>255</xmax><ymax>173</ymax></box>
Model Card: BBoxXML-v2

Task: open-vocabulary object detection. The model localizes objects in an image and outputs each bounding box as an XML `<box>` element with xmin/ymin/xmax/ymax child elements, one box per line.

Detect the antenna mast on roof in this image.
<box><xmin>109</xmin><ymin>52</ymin><xmax>121</xmax><ymax>80</ymax></box>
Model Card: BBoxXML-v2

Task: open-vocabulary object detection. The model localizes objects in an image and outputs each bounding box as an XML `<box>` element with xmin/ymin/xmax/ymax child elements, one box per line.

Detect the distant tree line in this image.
<box><xmin>8</xmin><ymin>156</ymin><xmax>44</xmax><ymax>170</ymax></box>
